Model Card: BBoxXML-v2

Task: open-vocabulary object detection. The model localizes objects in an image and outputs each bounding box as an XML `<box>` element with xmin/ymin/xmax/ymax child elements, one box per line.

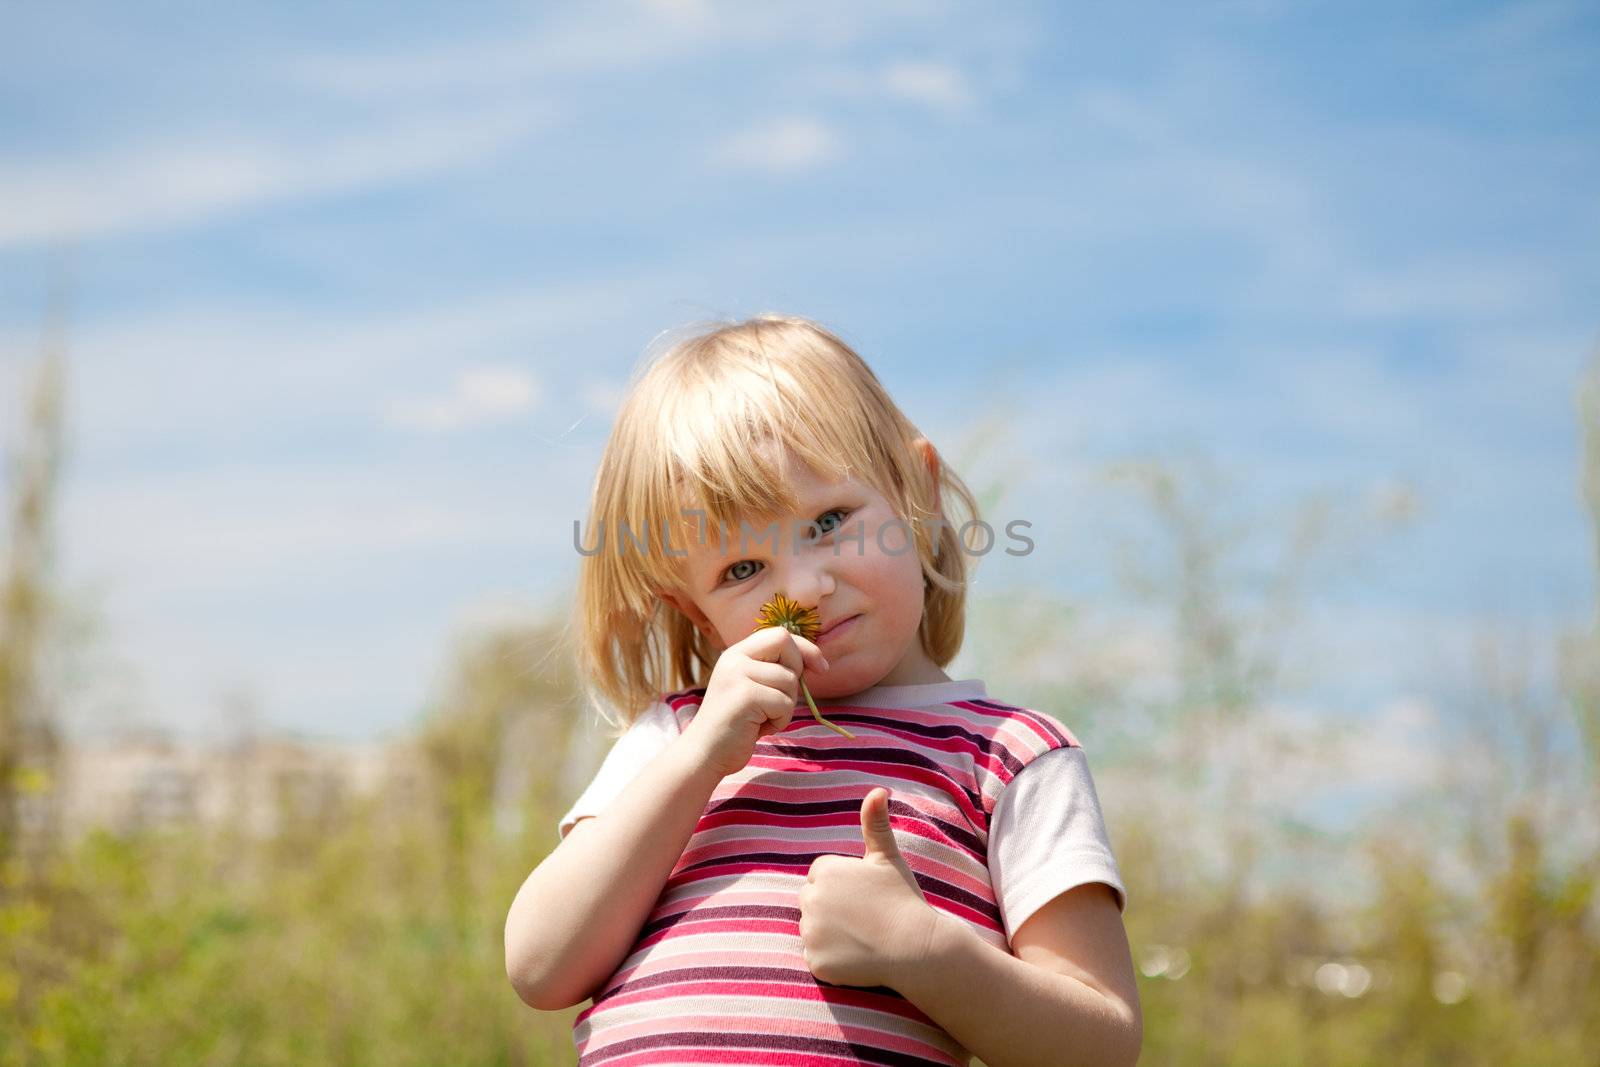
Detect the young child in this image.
<box><xmin>505</xmin><ymin>315</ymin><xmax>1140</xmax><ymax>1067</ymax></box>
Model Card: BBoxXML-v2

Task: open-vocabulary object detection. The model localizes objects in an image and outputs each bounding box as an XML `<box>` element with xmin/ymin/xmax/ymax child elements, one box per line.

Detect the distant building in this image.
<box><xmin>55</xmin><ymin>730</ymin><xmax>430</xmax><ymax>838</ymax></box>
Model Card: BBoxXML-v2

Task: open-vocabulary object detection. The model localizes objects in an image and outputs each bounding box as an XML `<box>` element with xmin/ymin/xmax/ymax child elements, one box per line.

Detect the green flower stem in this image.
<box><xmin>800</xmin><ymin>675</ymin><xmax>855</xmax><ymax>739</ymax></box>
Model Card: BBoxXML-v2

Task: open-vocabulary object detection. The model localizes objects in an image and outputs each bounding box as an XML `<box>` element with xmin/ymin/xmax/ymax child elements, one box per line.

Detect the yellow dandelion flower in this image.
<box><xmin>754</xmin><ymin>593</ymin><xmax>855</xmax><ymax>739</ymax></box>
<box><xmin>755</xmin><ymin>593</ymin><xmax>821</xmax><ymax>639</ymax></box>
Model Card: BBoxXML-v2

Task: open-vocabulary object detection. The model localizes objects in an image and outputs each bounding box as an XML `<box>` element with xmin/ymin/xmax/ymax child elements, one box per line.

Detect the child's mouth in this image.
<box><xmin>817</xmin><ymin>614</ymin><xmax>860</xmax><ymax>645</ymax></box>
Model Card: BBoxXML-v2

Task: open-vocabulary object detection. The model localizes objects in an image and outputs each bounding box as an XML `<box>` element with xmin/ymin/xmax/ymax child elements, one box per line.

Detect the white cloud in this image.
<box><xmin>282</xmin><ymin>3</ymin><xmax>926</xmax><ymax>102</ymax></box>
<box><xmin>708</xmin><ymin>116</ymin><xmax>844</xmax><ymax>174</ymax></box>
<box><xmin>384</xmin><ymin>366</ymin><xmax>540</xmax><ymax>432</ymax></box>
<box><xmin>0</xmin><ymin>102</ymin><xmax>554</xmax><ymax>247</ymax></box>
<box><xmin>881</xmin><ymin>60</ymin><xmax>976</xmax><ymax>114</ymax></box>
<box><xmin>63</xmin><ymin>464</ymin><xmax>538</xmax><ymax>584</ymax></box>
<box><xmin>810</xmin><ymin>58</ymin><xmax>980</xmax><ymax>117</ymax></box>
<box><xmin>50</xmin><ymin>442</ymin><xmax>604</xmax><ymax>740</ymax></box>
<box><xmin>4</xmin><ymin>267</ymin><xmax>692</xmax><ymax>458</ymax></box>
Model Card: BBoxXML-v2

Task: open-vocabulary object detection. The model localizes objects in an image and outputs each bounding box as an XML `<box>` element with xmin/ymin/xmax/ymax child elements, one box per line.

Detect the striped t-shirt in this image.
<box><xmin>556</xmin><ymin>677</ymin><xmax>1126</xmax><ymax>1066</ymax></box>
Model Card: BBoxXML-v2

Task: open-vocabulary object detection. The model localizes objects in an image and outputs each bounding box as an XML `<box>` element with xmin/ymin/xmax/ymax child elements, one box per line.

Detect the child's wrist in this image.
<box><xmin>886</xmin><ymin>904</ymin><xmax>956</xmax><ymax>990</ymax></box>
<box><xmin>669</xmin><ymin>732</ymin><xmax>728</xmax><ymax>787</ymax></box>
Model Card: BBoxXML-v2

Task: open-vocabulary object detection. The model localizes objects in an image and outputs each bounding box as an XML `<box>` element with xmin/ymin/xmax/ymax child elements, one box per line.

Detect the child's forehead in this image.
<box><xmin>667</xmin><ymin>452</ymin><xmax>876</xmax><ymax>562</ymax></box>
<box><xmin>674</xmin><ymin>462</ymin><xmax>867</xmax><ymax>530</ymax></box>
<box><xmin>773</xmin><ymin>450</ymin><xmax>854</xmax><ymax>494</ymax></box>
<box><xmin>677</xmin><ymin>437</ymin><xmax>855</xmax><ymax>499</ymax></box>
<box><xmin>751</xmin><ymin>435</ymin><xmax>837</xmax><ymax>481</ymax></box>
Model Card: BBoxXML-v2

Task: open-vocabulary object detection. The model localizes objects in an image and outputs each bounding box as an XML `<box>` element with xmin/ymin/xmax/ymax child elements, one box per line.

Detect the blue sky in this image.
<box><xmin>1</xmin><ymin>1</ymin><xmax>1597</xmax><ymax>837</ymax></box>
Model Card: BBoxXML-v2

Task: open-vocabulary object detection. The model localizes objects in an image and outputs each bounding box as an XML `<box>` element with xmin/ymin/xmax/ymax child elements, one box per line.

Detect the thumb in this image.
<box><xmin>859</xmin><ymin>787</ymin><xmax>902</xmax><ymax>860</ymax></box>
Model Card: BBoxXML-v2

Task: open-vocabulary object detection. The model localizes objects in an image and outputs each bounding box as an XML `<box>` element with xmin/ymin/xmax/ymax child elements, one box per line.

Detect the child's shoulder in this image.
<box><xmin>954</xmin><ymin>691</ymin><xmax>1085</xmax><ymax>751</ymax></box>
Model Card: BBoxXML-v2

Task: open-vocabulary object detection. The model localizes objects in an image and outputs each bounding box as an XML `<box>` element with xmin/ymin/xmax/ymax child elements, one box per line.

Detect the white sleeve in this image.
<box><xmin>988</xmin><ymin>746</ymin><xmax>1127</xmax><ymax>942</ymax></box>
<box><xmin>555</xmin><ymin>700</ymin><xmax>682</xmax><ymax>841</ymax></box>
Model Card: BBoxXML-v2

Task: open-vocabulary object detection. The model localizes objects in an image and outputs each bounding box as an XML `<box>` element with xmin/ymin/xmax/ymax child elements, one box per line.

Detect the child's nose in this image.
<box><xmin>782</xmin><ymin>558</ymin><xmax>837</xmax><ymax>605</ymax></box>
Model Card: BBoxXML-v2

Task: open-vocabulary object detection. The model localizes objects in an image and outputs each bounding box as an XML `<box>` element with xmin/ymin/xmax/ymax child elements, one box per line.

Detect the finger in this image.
<box><xmin>745</xmin><ymin>626</ymin><xmax>807</xmax><ymax>680</ymax></box>
<box><xmin>773</xmin><ymin>629</ymin><xmax>828</xmax><ymax>681</ymax></box>
<box><xmin>744</xmin><ymin>659</ymin><xmax>797</xmax><ymax>695</ymax></box>
<box><xmin>746</xmin><ymin>624</ymin><xmax>802</xmax><ymax>663</ymax></box>
<box><xmin>859</xmin><ymin>787</ymin><xmax>900</xmax><ymax>859</ymax></box>
<box><xmin>745</xmin><ymin>659</ymin><xmax>800</xmax><ymax>710</ymax></box>
<box><xmin>746</xmin><ymin>628</ymin><xmax>831</xmax><ymax>687</ymax></box>
<box><xmin>757</xmin><ymin>707</ymin><xmax>795</xmax><ymax>739</ymax></box>
<box><xmin>774</xmin><ymin>632</ymin><xmax>805</xmax><ymax>679</ymax></box>
<box><xmin>788</xmin><ymin>633</ymin><xmax>829</xmax><ymax>675</ymax></box>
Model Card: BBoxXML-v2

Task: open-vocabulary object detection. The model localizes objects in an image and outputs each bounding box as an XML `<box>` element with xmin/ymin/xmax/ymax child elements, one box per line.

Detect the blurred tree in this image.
<box><xmin>1394</xmin><ymin>346</ymin><xmax>1600</xmax><ymax>1064</ymax></box>
<box><xmin>0</xmin><ymin>277</ymin><xmax>70</xmax><ymax>1062</ymax></box>
<box><xmin>414</xmin><ymin>618</ymin><xmax>584</xmax><ymax>939</ymax></box>
<box><xmin>1098</xmin><ymin>454</ymin><xmax>1401</xmax><ymax>907</ymax></box>
<box><xmin>1569</xmin><ymin>348</ymin><xmax>1600</xmax><ymax>780</ymax></box>
<box><xmin>0</xmin><ymin>279</ymin><xmax>68</xmax><ymax>877</ymax></box>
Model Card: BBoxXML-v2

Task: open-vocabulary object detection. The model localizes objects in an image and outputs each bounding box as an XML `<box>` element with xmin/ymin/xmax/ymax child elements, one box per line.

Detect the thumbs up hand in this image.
<box><xmin>797</xmin><ymin>787</ymin><xmax>942</xmax><ymax>990</ymax></box>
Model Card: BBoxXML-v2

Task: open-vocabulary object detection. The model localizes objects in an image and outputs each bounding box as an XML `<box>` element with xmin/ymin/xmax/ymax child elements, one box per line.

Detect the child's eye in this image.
<box><xmin>718</xmin><ymin>508</ymin><xmax>852</xmax><ymax>585</ymax></box>
<box><xmin>816</xmin><ymin>507</ymin><xmax>849</xmax><ymax>535</ymax></box>
<box><xmin>723</xmin><ymin>559</ymin><xmax>762</xmax><ymax>584</ymax></box>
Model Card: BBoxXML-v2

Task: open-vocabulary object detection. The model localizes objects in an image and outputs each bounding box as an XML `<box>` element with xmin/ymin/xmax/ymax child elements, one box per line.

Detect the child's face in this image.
<box><xmin>658</xmin><ymin>440</ymin><xmax>948</xmax><ymax>698</ymax></box>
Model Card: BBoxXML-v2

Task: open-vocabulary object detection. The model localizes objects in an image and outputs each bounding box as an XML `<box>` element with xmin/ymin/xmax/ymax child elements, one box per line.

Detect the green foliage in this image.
<box><xmin>1</xmin><ymin>611</ymin><xmax>1595</xmax><ymax>1065</ymax></box>
<box><xmin>3</xmin><ymin>332</ymin><xmax>1597</xmax><ymax>1064</ymax></box>
<box><xmin>0</xmin><ymin>739</ymin><xmax>584</xmax><ymax>1066</ymax></box>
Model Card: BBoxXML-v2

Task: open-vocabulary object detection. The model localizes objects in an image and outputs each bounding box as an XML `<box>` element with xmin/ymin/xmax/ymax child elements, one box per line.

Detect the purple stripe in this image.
<box><xmin>581</xmin><ymin>1027</ymin><xmax>959</xmax><ymax>1067</ymax></box>
<box><xmin>699</xmin><ymin>793</ymin><xmax>987</xmax><ymax>855</ymax></box>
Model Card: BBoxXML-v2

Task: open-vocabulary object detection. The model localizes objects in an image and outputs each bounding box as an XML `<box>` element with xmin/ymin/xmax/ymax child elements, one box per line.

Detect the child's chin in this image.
<box><xmin>805</xmin><ymin>666</ymin><xmax>865</xmax><ymax>700</ymax></box>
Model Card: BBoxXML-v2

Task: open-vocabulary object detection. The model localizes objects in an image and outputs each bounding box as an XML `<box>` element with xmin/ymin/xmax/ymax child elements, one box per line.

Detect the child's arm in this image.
<box><xmin>889</xmin><ymin>884</ymin><xmax>1141</xmax><ymax>1067</ymax></box>
<box><xmin>508</xmin><ymin>626</ymin><xmax>824</xmax><ymax>1010</ymax></box>
<box><xmin>504</xmin><ymin>735</ymin><xmax>723</xmax><ymax>1010</ymax></box>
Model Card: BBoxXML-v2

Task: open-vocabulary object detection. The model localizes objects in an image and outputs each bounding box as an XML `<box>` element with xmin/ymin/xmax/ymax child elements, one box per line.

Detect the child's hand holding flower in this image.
<box><xmin>798</xmin><ymin>787</ymin><xmax>941</xmax><ymax>989</ymax></box>
<box><xmin>754</xmin><ymin>593</ymin><xmax>855</xmax><ymax>739</ymax></box>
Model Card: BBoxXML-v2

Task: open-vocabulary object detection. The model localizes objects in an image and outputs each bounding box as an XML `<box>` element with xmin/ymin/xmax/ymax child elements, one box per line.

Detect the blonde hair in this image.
<box><xmin>572</xmin><ymin>313</ymin><xmax>984</xmax><ymax>735</ymax></box>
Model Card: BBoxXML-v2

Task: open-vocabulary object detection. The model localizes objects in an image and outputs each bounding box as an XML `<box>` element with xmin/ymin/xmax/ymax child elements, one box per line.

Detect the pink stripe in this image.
<box><xmin>666</xmin><ymin>857</ymin><xmax>817</xmax><ymax>880</ymax></box>
<box><xmin>602</xmin><ymin>955</ymin><xmax>792</xmax><ymax>992</ymax></box>
<box><xmin>608</xmin><ymin>949</ymin><xmax>801</xmax><ymax>985</ymax></box>
<box><xmin>650</xmin><ymin>890</ymin><xmax>793</xmax><ymax>913</ymax></box>
<box><xmin>596</xmin><ymin>979</ymin><xmax>825</xmax><ymax>1009</ymax></box>
<box><xmin>969</xmin><ymin>702</ymin><xmax>1078</xmax><ymax>753</ymax></box>
<box><xmin>911</xmin><ymin>854</ymin><xmax>992</xmax><ymax>898</ymax></box>
<box><xmin>665</xmin><ymin>812</ymin><xmax>994</xmax><ymax>901</ymax></box>
<box><xmin>700</xmin><ymin>762</ymin><xmax>980</xmax><ymax>831</ymax></box>
<box><xmin>820</xmin><ymin>759</ymin><xmax>986</xmax><ymax>827</ymax></box>
<box><xmin>671</xmin><ymin>834</ymin><xmax>990</xmax><ymax>904</ymax></box>
<box><xmin>592</xmin><ymin>978</ymin><xmax>935</xmax><ymax>1023</ymax></box>
<box><xmin>677</xmin><ymin>837</ymin><xmax>825</xmax><ymax>865</ymax></box>
<box><xmin>691</xmin><ymin>783</ymin><xmax>987</xmax><ymax>859</ymax></box>
<box><xmin>588</xmin><ymin>1048</ymin><xmax>898</xmax><ymax>1067</ymax></box>
<box><xmin>770</xmin><ymin>719</ymin><xmax>991</xmax><ymax>765</ymax></box>
<box><xmin>647</xmin><ymin>916</ymin><xmax>799</xmax><ymax>941</ymax></box>
<box><xmin>585</xmin><ymin>1011</ymin><xmax>957</xmax><ymax>1059</ymax></box>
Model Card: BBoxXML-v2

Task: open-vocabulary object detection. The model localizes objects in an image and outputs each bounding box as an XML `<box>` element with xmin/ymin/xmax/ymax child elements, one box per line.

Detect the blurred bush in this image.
<box><xmin>1</xmin><ymin>335</ymin><xmax>1597</xmax><ymax>1065</ymax></box>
